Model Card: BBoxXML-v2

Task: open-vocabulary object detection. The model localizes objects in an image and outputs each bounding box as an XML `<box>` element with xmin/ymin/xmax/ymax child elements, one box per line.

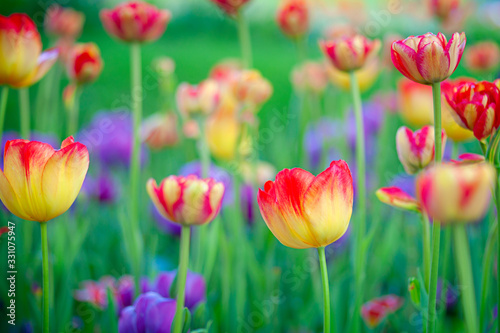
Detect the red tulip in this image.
<box><xmin>391</xmin><ymin>32</ymin><xmax>466</xmax><ymax>84</ymax></box>
<box><xmin>100</xmin><ymin>1</ymin><xmax>171</xmax><ymax>43</ymax></box>
<box><xmin>376</xmin><ymin>187</ymin><xmax>420</xmax><ymax>212</ymax></box>
<box><xmin>44</xmin><ymin>5</ymin><xmax>85</xmax><ymax>40</ymax></box>
<box><xmin>276</xmin><ymin>0</ymin><xmax>309</xmax><ymax>39</ymax></box>
<box><xmin>66</xmin><ymin>43</ymin><xmax>103</xmax><ymax>85</ymax></box>
<box><xmin>361</xmin><ymin>295</ymin><xmax>404</xmax><ymax>328</ymax></box>
<box><xmin>209</xmin><ymin>0</ymin><xmax>251</xmax><ymax>16</ymax></box>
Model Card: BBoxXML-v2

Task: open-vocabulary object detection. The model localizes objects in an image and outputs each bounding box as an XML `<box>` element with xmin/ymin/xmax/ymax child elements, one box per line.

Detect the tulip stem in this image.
<box><xmin>19</xmin><ymin>87</ymin><xmax>30</xmax><ymax>140</ymax></box>
<box><xmin>318</xmin><ymin>247</ymin><xmax>332</xmax><ymax>333</ymax></box>
<box><xmin>236</xmin><ymin>11</ymin><xmax>253</xmax><ymax>68</ymax></box>
<box><xmin>129</xmin><ymin>43</ymin><xmax>143</xmax><ymax>294</ymax></box>
<box><xmin>421</xmin><ymin>213</ymin><xmax>431</xmax><ymax>292</ymax></box>
<box><xmin>174</xmin><ymin>226</ymin><xmax>191</xmax><ymax>333</ymax></box>
<box><xmin>349</xmin><ymin>71</ymin><xmax>366</xmax><ymax>333</ymax></box>
<box><xmin>194</xmin><ymin>115</ymin><xmax>210</xmax><ymax>178</ymax></box>
<box><xmin>496</xmin><ymin>172</ymin><xmax>500</xmax><ymax>333</ymax></box>
<box><xmin>67</xmin><ymin>86</ymin><xmax>82</xmax><ymax>137</ymax></box>
<box><xmin>40</xmin><ymin>222</ymin><xmax>50</xmax><ymax>333</ymax></box>
<box><xmin>453</xmin><ymin>225</ymin><xmax>479</xmax><ymax>333</ymax></box>
<box><xmin>479</xmin><ymin>220</ymin><xmax>497</xmax><ymax>333</ymax></box>
<box><xmin>427</xmin><ymin>82</ymin><xmax>442</xmax><ymax>333</ymax></box>
<box><xmin>0</xmin><ymin>86</ymin><xmax>8</xmax><ymax>145</ymax></box>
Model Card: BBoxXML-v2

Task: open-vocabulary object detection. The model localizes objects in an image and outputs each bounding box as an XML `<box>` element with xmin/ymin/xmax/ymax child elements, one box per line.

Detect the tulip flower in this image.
<box><xmin>176</xmin><ymin>80</ymin><xmax>221</xmax><ymax>117</ymax></box>
<box><xmin>0</xmin><ymin>13</ymin><xmax>58</xmax><ymax>88</ymax></box>
<box><xmin>376</xmin><ymin>187</ymin><xmax>420</xmax><ymax>212</ymax></box>
<box><xmin>100</xmin><ymin>1</ymin><xmax>171</xmax><ymax>43</ymax></box>
<box><xmin>361</xmin><ymin>295</ymin><xmax>404</xmax><ymax>328</ymax></box>
<box><xmin>153</xmin><ymin>270</ymin><xmax>206</xmax><ymax>310</ymax></box>
<box><xmin>320</xmin><ymin>33</ymin><xmax>381</xmax><ymax>72</ymax></box>
<box><xmin>66</xmin><ymin>43</ymin><xmax>103</xmax><ymax>85</ymax></box>
<box><xmin>209</xmin><ymin>0</ymin><xmax>251</xmax><ymax>16</ymax></box>
<box><xmin>0</xmin><ymin>136</ymin><xmax>89</xmax><ymax>222</ymax></box>
<box><xmin>44</xmin><ymin>5</ymin><xmax>85</xmax><ymax>40</ymax></box>
<box><xmin>444</xmin><ymin>80</ymin><xmax>500</xmax><ymax>141</ymax></box>
<box><xmin>416</xmin><ymin>163</ymin><xmax>495</xmax><ymax>223</ymax></box>
<box><xmin>147</xmin><ymin>175</ymin><xmax>224</xmax><ymax>226</ymax></box>
<box><xmin>276</xmin><ymin>0</ymin><xmax>309</xmax><ymax>39</ymax></box>
<box><xmin>141</xmin><ymin>112</ymin><xmax>179</xmax><ymax>149</ymax></box>
<box><xmin>232</xmin><ymin>69</ymin><xmax>273</xmax><ymax>112</ymax></box>
<box><xmin>465</xmin><ymin>41</ymin><xmax>500</xmax><ymax>73</ymax></box>
<box><xmin>326</xmin><ymin>58</ymin><xmax>379</xmax><ymax>92</ymax></box>
<box><xmin>430</xmin><ymin>0</ymin><xmax>459</xmax><ymax>21</ymax></box>
<box><xmin>391</xmin><ymin>32</ymin><xmax>466</xmax><ymax>85</ymax></box>
<box><xmin>396</xmin><ymin>126</ymin><xmax>446</xmax><ymax>175</ymax></box>
<box><xmin>258</xmin><ymin>160</ymin><xmax>353</xmax><ymax>249</ymax></box>
<box><xmin>291</xmin><ymin>61</ymin><xmax>329</xmax><ymax>95</ymax></box>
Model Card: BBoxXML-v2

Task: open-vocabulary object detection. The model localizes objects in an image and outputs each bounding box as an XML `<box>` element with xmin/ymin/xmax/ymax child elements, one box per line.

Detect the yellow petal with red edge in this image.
<box><xmin>41</xmin><ymin>139</ymin><xmax>89</xmax><ymax>221</ymax></box>
<box><xmin>147</xmin><ymin>178</ymin><xmax>173</xmax><ymax>221</ymax></box>
<box><xmin>302</xmin><ymin>160</ymin><xmax>353</xmax><ymax>247</ymax></box>
<box><xmin>376</xmin><ymin>187</ymin><xmax>420</xmax><ymax>212</ymax></box>
<box><xmin>0</xmin><ymin>169</ymin><xmax>34</xmax><ymax>220</ymax></box>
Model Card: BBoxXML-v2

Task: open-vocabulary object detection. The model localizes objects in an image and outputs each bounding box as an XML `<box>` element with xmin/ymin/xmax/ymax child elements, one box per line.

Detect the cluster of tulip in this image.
<box><xmin>1</xmin><ymin>0</ymin><xmax>500</xmax><ymax>332</ymax></box>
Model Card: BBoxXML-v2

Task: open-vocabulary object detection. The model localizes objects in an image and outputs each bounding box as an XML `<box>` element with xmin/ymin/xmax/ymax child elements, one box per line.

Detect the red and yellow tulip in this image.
<box><xmin>44</xmin><ymin>5</ymin><xmax>85</xmax><ymax>40</ymax></box>
<box><xmin>147</xmin><ymin>175</ymin><xmax>225</xmax><ymax>226</ymax></box>
<box><xmin>66</xmin><ymin>43</ymin><xmax>103</xmax><ymax>85</ymax></box>
<box><xmin>376</xmin><ymin>187</ymin><xmax>420</xmax><ymax>212</ymax></box>
<box><xmin>176</xmin><ymin>80</ymin><xmax>221</xmax><ymax>117</ymax></box>
<box><xmin>0</xmin><ymin>136</ymin><xmax>89</xmax><ymax>222</ymax></box>
<box><xmin>464</xmin><ymin>41</ymin><xmax>500</xmax><ymax>73</ymax></box>
<box><xmin>396</xmin><ymin>126</ymin><xmax>446</xmax><ymax>175</ymax></box>
<box><xmin>276</xmin><ymin>0</ymin><xmax>309</xmax><ymax>39</ymax></box>
<box><xmin>391</xmin><ymin>32</ymin><xmax>466</xmax><ymax>84</ymax></box>
<box><xmin>0</xmin><ymin>13</ymin><xmax>58</xmax><ymax>88</ymax></box>
<box><xmin>257</xmin><ymin>160</ymin><xmax>353</xmax><ymax>249</ymax></box>
<box><xmin>416</xmin><ymin>163</ymin><xmax>495</xmax><ymax>223</ymax></box>
<box><xmin>100</xmin><ymin>1</ymin><xmax>171</xmax><ymax>43</ymax></box>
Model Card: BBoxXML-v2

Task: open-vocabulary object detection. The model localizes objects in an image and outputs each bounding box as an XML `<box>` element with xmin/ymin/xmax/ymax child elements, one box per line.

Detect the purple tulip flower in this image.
<box><xmin>152</xmin><ymin>270</ymin><xmax>206</xmax><ymax>310</ymax></box>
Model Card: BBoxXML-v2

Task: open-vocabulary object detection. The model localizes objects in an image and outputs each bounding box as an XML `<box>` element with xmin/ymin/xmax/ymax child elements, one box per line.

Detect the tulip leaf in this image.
<box><xmin>181</xmin><ymin>307</ymin><xmax>192</xmax><ymax>333</ymax></box>
<box><xmin>169</xmin><ymin>272</ymin><xmax>179</xmax><ymax>298</ymax></box>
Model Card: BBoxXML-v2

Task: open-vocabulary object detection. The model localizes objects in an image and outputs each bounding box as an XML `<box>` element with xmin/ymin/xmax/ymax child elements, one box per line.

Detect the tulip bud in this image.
<box><xmin>176</xmin><ymin>80</ymin><xmax>221</xmax><ymax>117</ymax></box>
<box><xmin>209</xmin><ymin>0</ymin><xmax>251</xmax><ymax>16</ymax></box>
<box><xmin>430</xmin><ymin>0</ymin><xmax>459</xmax><ymax>21</ymax></box>
<box><xmin>320</xmin><ymin>33</ymin><xmax>381</xmax><ymax>72</ymax></box>
<box><xmin>100</xmin><ymin>1</ymin><xmax>171</xmax><ymax>43</ymax></box>
<box><xmin>66</xmin><ymin>43</ymin><xmax>103</xmax><ymax>85</ymax></box>
<box><xmin>147</xmin><ymin>175</ymin><xmax>225</xmax><ymax>226</ymax></box>
<box><xmin>291</xmin><ymin>61</ymin><xmax>329</xmax><ymax>95</ymax></box>
<box><xmin>391</xmin><ymin>32</ymin><xmax>466</xmax><ymax>84</ymax></box>
<box><xmin>376</xmin><ymin>186</ymin><xmax>420</xmax><ymax>212</ymax></box>
<box><xmin>0</xmin><ymin>14</ymin><xmax>58</xmax><ymax>88</ymax></box>
<box><xmin>444</xmin><ymin>80</ymin><xmax>500</xmax><ymax>141</ymax></box>
<box><xmin>396</xmin><ymin>126</ymin><xmax>446</xmax><ymax>175</ymax></box>
<box><xmin>44</xmin><ymin>5</ymin><xmax>85</xmax><ymax>40</ymax></box>
<box><xmin>276</xmin><ymin>0</ymin><xmax>309</xmax><ymax>39</ymax></box>
<box><xmin>141</xmin><ymin>112</ymin><xmax>179</xmax><ymax>149</ymax></box>
<box><xmin>361</xmin><ymin>295</ymin><xmax>404</xmax><ymax>328</ymax></box>
<box><xmin>232</xmin><ymin>70</ymin><xmax>273</xmax><ymax>112</ymax></box>
<box><xmin>465</xmin><ymin>41</ymin><xmax>500</xmax><ymax>73</ymax></box>
<box><xmin>416</xmin><ymin>163</ymin><xmax>495</xmax><ymax>223</ymax></box>
<box><xmin>258</xmin><ymin>160</ymin><xmax>353</xmax><ymax>249</ymax></box>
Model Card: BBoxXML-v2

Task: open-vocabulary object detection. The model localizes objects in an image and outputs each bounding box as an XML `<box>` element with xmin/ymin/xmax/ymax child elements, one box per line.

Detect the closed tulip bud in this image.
<box><xmin>232</xmin><ymin>70</ymin><xmax>273</xmax><ymax>111</ymax></box>
<box><xmin>100</xmin><ymin>1</ymin><xmax>171</xmax><ymax>43</ymax></box>
<box><xmin>430</xmin><ymin>0</ymin><xmax>459</xmax><ymax>21</ymax></box>
<box><xmin>44</xmin><ymin>5</ymin><xmax>85</xmax><ymax>40</ymax></box>
<box><xmin>465</xmin><ymin>41</ymin><xmax>500</xmax><ymax>73</ymax></box>
<box><xmin>416</xmin><ymin>163</ymin><xmax>495</xmax><ymax>223</ymax></box>
<box><xmin>0</xmin><ymin>136</ymin><xmax>89</xmax><ymax>222</ymax></box>
<box><xmin>444</xmin><ymin>80</ymin><xmax>500</xmax><ymax>141</ymax></box>
<box><xmin>0</xmin><ymin>14</ymin><xmax>58</xmax><ymax>88</ymax></box>
<box><xmin>320</xmin><ymin>33</ymin><xmax>381</xmax><ymax>72</ymax></box>
<box><xmin>276</xmin><ymin>0</ymin><xmax>309</xmax><ymax>39</ymax></box>
<box><xmin>209</xmin><ymin>0</ymin><xmax>251</xmax><ymax>16</ymax></box>
<box><xmin>291</xmin><ymin>61</ymin><xmax>329</xmax><ymax>95</ymax></box>
<box><xmin>66</xmin><ymin>43</ymin><xmax>103</xmax><ymax>85</ymax></box>
<box><xmin>176</xmin><ymin>80</ymin><xmax>221</xmax><ymax>117</ymax></box>
<box><xmin>258</xmin><ymin>160</ymin><xmax>353</xmax><ymax>249</ymax></box>
<box><xmin>391</xmin><ymin>32</ymin><xmax>466</xmax><ymax>84</ymax></box>
<box><xmin>396</xmin><ymin>126</ymin><xmax>446</xmax><ymax>175</ymax></box>
<box><xmin>147</xmin><ymin>175</ymin><xmax>225</xmax><ymax>226</ymax></box>
<box><xmin>376</xmin><ymin>186</ymin><xmax>420</xmax><ymax>212</ymax></box>
<box><xmin>326</xmin><ymin>58</ymin><xmax>379</xmax><ymax>92</ymax></box>
<box><xmin>141</xmin><ymin>112</ymin><xmax>179</xmax><ymax>149</ymax></box>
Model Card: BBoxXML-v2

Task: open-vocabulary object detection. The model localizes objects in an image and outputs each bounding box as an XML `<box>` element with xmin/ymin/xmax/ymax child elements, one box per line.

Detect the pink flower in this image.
<box><xmin>376</xmin><ymin>187</ymin><xmax>420</xmax><ymax>212</ymax></box>
<box><xmin>361</xmin><ymin>295</ymin><xmax>404</xmax><ymax>328</ymax></box>
<box><xmin>276</xmin><ymin>0</ymin><xmax>309</xmax><ymax>39</ymax></box>
<box><xmin>209</xmin><ymin>0</ymin><xmax>251</xmax><ymax>16</ymax></box>
<box><xmin>391</xmin><ymin>32</ymin><xmax>466</xmax><ymax>84</ymax></box>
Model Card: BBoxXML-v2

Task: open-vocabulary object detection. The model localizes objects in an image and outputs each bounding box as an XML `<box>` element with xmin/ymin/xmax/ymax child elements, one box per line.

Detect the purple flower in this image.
<box><xmin>152</xmin><ymin>270</ymin><xmax>206</xmax><ymax>310</ymax></box>
<box><xmin>151</xmin><ymin>204</ymin><xmax>182</xmax><ymax>236</ymax></box>
<box><xmin>119</xmin><ymin>292</ymin><xmax>177</xmax><ymax>333</ymax></box>
<box><xmin>240</xmin><ymin>183</ymin><xmax>255</xmax><ymax>225</ymax></box>
<box><xmin>303</xmin><ymin>117</ymin><xmax>342</xmax><ymax>171</ymax></box>
<box><xmin>77</xmin><ymin>110</ymin><xmax>148</xmax><ymax>169</ymax></box>
<box><xmin>116</xmin><ymin>276</ymin><xmax>135</xmax><ymax>313</ymax></box>
<box><xmin>436</xmin><ymin>279</ymin><xmax>459</xmax><ymax>311</ymax></box>
<box><xmin>179</xmin><ymin>160</ymin><xmax>233</xmax><ymax>205</ymax></box>
<box><xmin>82</xmin><ymin>172</ymin><xmax>120</xmax><ymax>203</ymax></box>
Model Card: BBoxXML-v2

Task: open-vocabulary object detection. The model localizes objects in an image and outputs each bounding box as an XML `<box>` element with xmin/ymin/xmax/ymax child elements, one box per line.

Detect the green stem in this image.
<box><xmin>41</xmin><ymin>222</ymin><xmax>50</xmax><ymax>333</ymax></box>
<box><xmin>129</xmin><ymin>43</ymin><xmax>143</xmax><ymax>294</ymax></box>
<box><xmin>236</xmin><ymin>11</ymin><xmax>253</xmax><ymax>68</ymax></box>
<box><xmin>479</xmin><ymin>221</ymin><xmax>497</xmax><ymax>333</ymax></box>
<box><xmin>318</xmin><ymin>247</ymin><xmax>332</xmax><ymax>333</ymax></box>
<box><xmin>295</xmin><ymin>37</ymin><xmax>307</xmax><ymax>63</ymax></box>
<box><xmin>453</xmin><ymin>225</ymin><xmax>479</xmax><ymax>333</ymax></box>
<box><xmin>421</xmin><ymin>213</ymin><xmax>431</xmax><ymax>292</ymax></box>
<box><xmin>174</xmin><ymin>226</ymin><xmax>191</xmax><ymax>333</ymax></box>
<box><xmin>195</xmin><ymin>115</ymin><xmax>210</xmax><ymax>178</ymax></box>
<box><xmin>0</xmin><ymin>87</ymin><xmax>8</xmax><ymax>145</ymax></box>
<box><xmin>349</xmin><ymin>71</ymin><xmax>366</xmax><ymax>333</ymax></box>
<box><xmin>19</xmin><ymin>88</ymin><xmax>30</xmax><ymax>140</ymax></box>
<box><xmin>67</xmin><ymin>86</ymin><xmax>82</xmax><ymax>137</ymax></box>
<box><xmin>496</xmin><ymin>171</ymin><xmax>500</xmax><ymax>333</ymax></box>
<box><xmin>431</xmin><ymin>83</ymin><xmax>442</xmax><ymax>162</ymax></box>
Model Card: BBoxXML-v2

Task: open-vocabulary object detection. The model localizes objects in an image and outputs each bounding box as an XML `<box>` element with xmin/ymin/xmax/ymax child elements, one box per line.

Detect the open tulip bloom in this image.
<box><xmin>258</xmin><ymin>160</ymin><xmax>353</xmax><ymax>333</ymax></box>
<box><xmin>0</xmin><ymin>136</ymin><xmax>89</xmax><ymax>333</ymax></box>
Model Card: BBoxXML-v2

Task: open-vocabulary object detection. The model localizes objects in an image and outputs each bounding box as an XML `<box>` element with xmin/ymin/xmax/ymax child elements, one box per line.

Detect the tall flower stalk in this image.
<box><xmin>237</xmin><ymin>11</ymin><xmax>252</xmax><ymax>68</ymax></box>
<box><xmin>19</xmin><ymin>88</ymin><xmax>30</xmax><ymax>140</ymax></box>
<box><xmin>0</xmin><ymin>87</ymin><xmax>8</xmax><ymax>145</ymax></box>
